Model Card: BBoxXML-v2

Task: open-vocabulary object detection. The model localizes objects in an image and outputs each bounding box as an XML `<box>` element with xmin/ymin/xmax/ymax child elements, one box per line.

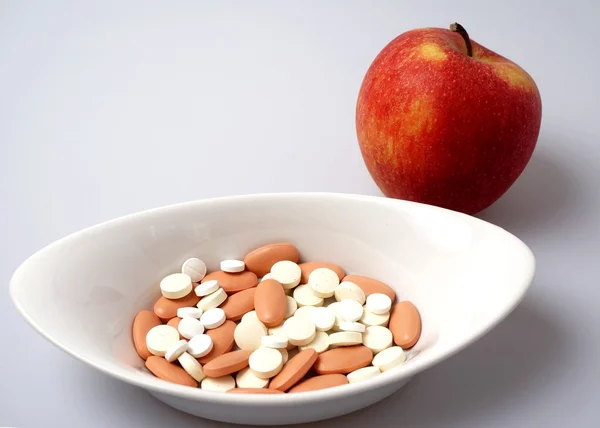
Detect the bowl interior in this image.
<box><xmin>10</xmin><ymin>193</ymin><xmax>534</xmax><ymax>398</ymax></box>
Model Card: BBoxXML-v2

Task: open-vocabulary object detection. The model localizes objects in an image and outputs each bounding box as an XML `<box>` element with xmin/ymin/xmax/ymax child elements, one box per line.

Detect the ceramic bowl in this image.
<box><xmin>10</xmin><ymin>193</ymin><xmax>535</xmax><ymax>425</ymax></box>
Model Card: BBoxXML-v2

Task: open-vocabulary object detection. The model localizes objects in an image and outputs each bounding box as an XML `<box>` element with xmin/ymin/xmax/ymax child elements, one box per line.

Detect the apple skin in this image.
<box><xmin>356</xmin><ymin>27</ymin><xmax>542</xmax><ymax>215</ymax></box>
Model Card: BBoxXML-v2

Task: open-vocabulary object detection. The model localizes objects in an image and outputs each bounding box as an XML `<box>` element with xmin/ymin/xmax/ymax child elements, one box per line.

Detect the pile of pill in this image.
<box><xmin>132</xmin><ymin>243</ymin><xmax>421</xmax><ymax>394</ymax></box>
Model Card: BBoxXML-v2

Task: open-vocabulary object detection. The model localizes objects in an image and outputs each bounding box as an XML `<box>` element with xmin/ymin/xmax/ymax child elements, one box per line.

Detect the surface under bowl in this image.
<box><xmin>10</xmin><ymin>193</ymin><xmax>535</xmax><ymax>425</ymax></box>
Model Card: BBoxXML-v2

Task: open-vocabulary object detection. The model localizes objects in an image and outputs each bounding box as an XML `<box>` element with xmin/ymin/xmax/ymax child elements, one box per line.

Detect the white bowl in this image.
<box><xmin>10</xmin><ymin>193</ymin><xmax>535</xmax><ymax>425</ymax></box>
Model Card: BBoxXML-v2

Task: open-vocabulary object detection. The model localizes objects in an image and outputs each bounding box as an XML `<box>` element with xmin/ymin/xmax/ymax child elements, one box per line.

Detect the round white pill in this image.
<box><xmin>279</xmin><ymin>348</ymin><xmax>289</xmax><ymax>364</ymax></box>
<box><xmin>220</xmin><ymin>259</ymin><xmax>245</xmax><ymax>273</ymax></box>
<box><xmin>242</xmin><ymin>310</ymin><xmax>260</xmax><ymax>324</ymax></box>
<box><xmin>197</xmin><ymin>287</ymin><xmax>227</xmax><ymax>311</ymax></box>
<box><xmin>284</xmin><ymin>296</ymin><xmax>298</xmax><ymax>319</ymax></box>
<box><xmin>236</xmin><ymin>367</ymin><xmax>269</xmax><ymax>389</ymax></box>
<box><xmin>294</xmin><ymin>305</ymin><xmax>317</xmax><ymax>320</ymax></box>
<box><xmin>366</xmin><ymin>293</ymin><xmax>392</xmax><ymax>315</ymax></box>
<box><xmin>308</xmin><ymin>268</ymin><xmax>340</xmax><ymax>298</ymax></box>
<box><xmin>326</xmin><ymin>302</ymin><xmax>344</xmax><ymax>329</ymax></box>
<box><xmin>164</xmin><ymin>339</ymin><xmax>188</xmax><ymax>362</ymax></box>
<box><xmin>234</xmin><ymin>319</ymin><xmax>267</xmax><ymax>351</ymax></box>
<box><xmin>249</xmin><ymin>346</ymin><xmax>284</xmax><ymax>379</ymax></box>
<box><xmin>187</xmin><ymin>333</ymin><xmax>213</xmax><ymax>358</ymax></box>
<box><xmin>270</xmin><ymin>261</ymin><xmax>302</xmax><ymax>289</ymax></box>
<box><xmin>347</xmin><ymin>366</ymin><xmax>381</xmax><ymax>383</ymax></box>
<box><xmin>160</xmin><ymin>273</ymin><xmax>193</xmax><ymax>299</ymax></box>
<box><xmin>201</xmin><ymin>375</ymin><xmax>235</xmax><ymax>392</ymax></box>
<box><xmin>178</xmin><ymin>317</ymin><xmax>205</xmax><ymax>339</ymax></box>
<box><xmin>261</xmin><ymin>334</ymin><xmax>288</xmax><ymax>349</ymax></box>
<box><xmin>268</xmin><ymin>325</ymin><xmax>295</xmax><ymax>351</ymax></box>
<box><xmin>260</xmin><ymin>273</ymin><xmax>272</xmax><ymax>282</ymax></box>
<box><xmin>293</xmin><ymin>284</ymin><xmax>324</xmax><ymax>307</ymax></box>
<box><xmin>177</xmin><ymin>306</ymin><xmax>203</xmax><ymax>319</ymax></box>
<box><xmin>178</xmin><ymin>351</ymin><xmax>206</xmax><ymax>382</ymax></box>
<box><xmin>339</xmin><ymin>299</ymin><xmax>364</xmax><ymax>322</ymax></box>
<box><xmin>372</xmin><ymin>346</ymin><xmax>406</xmax><ymax>372</ymax></box>
<box><xmin>201</xmin><ymin>308</ymin><xmax>226</xmax><ymax>330</ymax></box>
<box><xmin>146</xmin><ymin>325</ymin><xmax>180</xmax><ymax>356</ymax></box>
<box><xmin>335</xmin><ymin>281</ymin><xmax>366</xmax><ymax>305</ymax></box>
<box><xmin>299</xmin><ymin>331</ymin><xmax>330</xmax><ymax>354</ymax></box>
<box><xmin>340</xmin><ymin>321</ymin><xmax>366</xmax><ymax>333</ymax></box>
<box><xmin>363</xmin><ymin>326</ymin><xmax>393</xmax><ymax>354</ymax></box>
<box><xmin>283</xmin><ymin>316</ymin><xmax>316</xmax><ymax>346</ymax></box>
<box><xmin>195</xmin><ymin>280</ymin><xmax>219</xmax><ymax>297</ymax></box>
<box><xmin>360</xmin><ymin>308</ymin><xmax>390</xmax><ymax>327</ymax></box>
<box><xmin>328</xmin><ymin>331</ymin><xmax>363</xmax><ymax>347</ymax></box>
<box><xmin>311</xmin><ymin>307</ymin><xmax>336</xmax><ymax>332</ymax></box>
<box><xmin>181</xmin><ymin>258</ymin><xmax>207</xmax><ymax>282</ymax></box>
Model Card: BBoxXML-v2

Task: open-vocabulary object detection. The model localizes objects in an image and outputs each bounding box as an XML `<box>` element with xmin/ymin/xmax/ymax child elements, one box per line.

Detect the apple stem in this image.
<box><xmin>450</xmin><ymin>22</ymin><xmax>472</xmax><ymax>57</ymax></box>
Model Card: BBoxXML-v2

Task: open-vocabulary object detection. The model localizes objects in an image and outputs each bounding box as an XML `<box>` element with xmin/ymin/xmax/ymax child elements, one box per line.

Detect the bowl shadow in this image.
<box><xmin>315</xmin><ymin>297</ymin><xmax>566</xmax><ymax>427</ymax></box>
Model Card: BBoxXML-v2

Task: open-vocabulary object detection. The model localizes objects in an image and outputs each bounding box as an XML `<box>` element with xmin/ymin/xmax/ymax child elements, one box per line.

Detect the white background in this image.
<box><xmin>1</xmin><ymin>1</ymin><xmax>599</xmax><ymax>426</ymax></box>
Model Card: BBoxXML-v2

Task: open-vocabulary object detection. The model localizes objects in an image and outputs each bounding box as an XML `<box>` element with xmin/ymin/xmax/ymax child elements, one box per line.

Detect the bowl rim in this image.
<box><xmin>9</xmin><ymin>192</ymin><xmax>536</xmax><ymax>405</ymax></box>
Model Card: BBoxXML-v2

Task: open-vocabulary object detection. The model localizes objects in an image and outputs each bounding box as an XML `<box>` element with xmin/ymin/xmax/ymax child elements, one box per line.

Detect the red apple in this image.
<box><xmin>356</xmin><ymin>23</ymin><xmax>542</xmax><ymax>215</ymax></box>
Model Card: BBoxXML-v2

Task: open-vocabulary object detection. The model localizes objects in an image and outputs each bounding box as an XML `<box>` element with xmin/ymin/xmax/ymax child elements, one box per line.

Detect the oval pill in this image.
<box><xmin>389</xmin><ymin>301</ymin><xmax>422</xmax><ymax>349</ymax></box>
<box><xmin>181</xmin><ymin>258</ymin><xmax>207</xmax><ymax>282</ymax></box>
<box><xmin>132</xmin><ymin>310</ymin><xmax>162</xmax><ymax>360</ymax></box>
<box><xmin>178</xmin><ymin>351</ymin><xmax>206</xmax><ymax>382</ymax></box>
<box><xmin>288</xmin><ymin>374</ymin><xmax>348</xmax><ymax>393</ymax></box>
<box><xmin>372</xmin><ymin>346</ymin><xmax>406</xmax><ymax>371</ymax></box>
<box><xmin>160</xmin><ymin>273</ymin><xmax>193</xmax><ymax>299</ymax></box>
<box><xmin>308</xmin><ymin>268</ymin><xmax>340</xmax><ymax>298</ymax></box>
<box><xmin>203</xmin><ymin>349</ymin><xmax>252</xmax><ymax>378</ymax></box>
<box><xmin>314</xmin><ymin>345</ymin><xmax>373</xmax><ymax>374</ymax></box>
<box><xmin>366</xmin><ymin>293</ymin><xmax>392</xmax><ymax>315</ymax></box>
<box><xmin>153</xmin><ymin>293</ymin><xmax>200</xmax><ymax>321</ymax></box>
<box><xmin>201</xmin><ymin>271</ymin><xmax>258</xmax><ymax>294</ymax></box>
<box><xmin>146</xmin><ymin>325</ymin><xmax>180</xmax><ymax>356</ymax></box>
<box><xmin>363</xmin><ymin>325</ymin><xmax>393</xmax><ymax>354</ymax></box>
<box><xmin>254</xmin><ymin>279</ymin><xmax>287</xmax><ymax>328</ymax></box>
<box><xmin>201</xmin><ymin>375</ymin><xmax>235</xmax><ymax>392</ymax></box>
<box><xmin>197</xmin><ymin>287</ymin><xmax>228</xmax><ymax>311</ymax></box>
<box><xmin>299</xmin><ymin>262</ymin><xmax>345</xmax><ymax>283</ymax></box>
<box><xmin>334</xmin><ymin>281</ymin><xmax>366</xmax><ymax>305</ymax></box>
<box><xmin>220</xmin><ymin>259</ymin><xmax>245</xmax><ymax>273</ymax></box>
<box><xmin>346</xmin><ymin>366</ymin><xmax>380</xmax><ymax>383</ymax></box>
<box><xmin>145</xmin><ymin>356</ymin><xmax>197</xmax><ymax>387</ymax></box>
<box><xmin>198</xmin><ymin>320</ymin><xmax>236</xmax><ymax>364</ymax></box>
<box><xmin>249</xmin><ymin>346</ymin><xmax>284</xmax><ymax>379</ymax></box>
<box><xmin>235</xmin><ymin>367</ymin><xmax>270</xmax><ymax>389</ymax></box>
<box><xmin>342</xmin><ymin>275</ymin><xmax>396</xmax><ymax>302</ymax></box>
<box><xmin>228</xmin><ymin>388</ymin><xmax>284</xmax><ymax>394</ymax></box>
<box><xmin>244</xmin><ymin>243</ymin><xmax>299</xmax><ymax>277</ymax></box>
<box><xmin>219</xmin><ymin>287</ymin><xmax>256</xmax><ymax>321</ymax></box>
<box><xmin>269</xmin><ymin>348</ymin><xmax>318</xmax><ymax>392</ymax></box>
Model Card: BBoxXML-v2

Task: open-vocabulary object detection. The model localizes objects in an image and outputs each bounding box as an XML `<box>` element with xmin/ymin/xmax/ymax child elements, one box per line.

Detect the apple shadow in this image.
<box><xmin>318</xmin><ymin>297</ymin><xmax>567</xmax><ymax>427</ymax></box>
<box><xmin>477</xmin><ymin>144</ymin><xmax>580</xmax><ymax>235</ymax></box>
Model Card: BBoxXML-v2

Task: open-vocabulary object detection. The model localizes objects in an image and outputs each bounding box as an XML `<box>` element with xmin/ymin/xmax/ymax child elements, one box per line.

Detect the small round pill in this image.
<box><xmin>270</xmin><ymin>260</ymin><xmax>302</xmax><ymax>289</ymax></box>
<box><xmin>177</xmin><ymin>306</ymin><xmax>203</xmax><ymax>319</ymax></box>
<box><xmin>268</xmin><ymin>325</ymin><xmax>295</xmax><ymax>351</ymax></box>
<box><xmin>299</xmin><ymin>331</ymin><xmax>330</xmax><ymax>354</ymax></box>
<box><xmin>201</xmin><ymin>308</ymin><xmax>226</xmax><ymax>330</ymax></box>
<box><xmin>293</xmin><ymin>284</ymin><xmax>324</xmax><ymax>307</ymax></box>
<box><xmin>328</xmin><ymin>331</ymin><xmax>363</xmax><ymax>347</ymax></box>
<box><xmin>360</xmin><ymin>308</ymin><xmax>390</xmax><ymax>327</ymax></box>
<box><xmin>195</xmin><ymin>280</ymin><xmax>219</xmax><ymax>297</ymax></box>
<box><xmin>234</xmin><ymin>318</ymin><xmax>267</xmax><ymax>351</ymax></box>
<box><xmin>160</xmin><ymin>273</ymin><xmax>193</xmax><ymax>299</ymax></box>
<box><xmin>346</xmin><ymin>366</ymin><xmax>380</xmax><ymax>383</ymax></box>
<box><xmin>339</xmin><ymin>299</ymin><xmax>364</xmax><ymax>322</ymax></box>
<box><xmin>241</xmin><ymin>310</ymin><xmax>260</xmax><ymax>324</ymax></box>
<box><xmin>178</xmin><ymin>317</ymin><xmax>205</xmax><ymax>339</ymax></box>
<box><xmin>259</xmin><ymin>273</ymin><xmax>272</xmax><ymax>282</ymax></box>
<box><xmin>164</xmin><ymin>339</ymin><xmax>188</xmax><ymax>362</ymax></box>
<box><xmin>363</xmin><ymin>325</ymin><xmax>393</xmax><ymax>354</ymax></box>
<box><xmin>220</xmin><ymin>259</ymin><xmax>245</xmax><ymax>273</ymax></box>
<box><xmin>146</xmin><ymin>325</ymin><xmax>180</xmax><ymax>357</ymax></box>
<box><xmin>284</xmin><ymin>296</ymin><xmax>298</xmax><ymax>319</ymax></box>
<box><xmin>294</xmin><ymin>305</ymin><xmax>317</xmax><ymax>320</ymax></box>
<box><xmin>201</xmin><ymin>375</ymin><xmax>236</xmax><ymax>392</ymax></box>
<box><xmin>326</xmin><ymin>302</ymin><xmax>344</xmax><ymax>329</ymax></box>
<box><xmin>308</xmin><ymin>268</ymin><xmax>340</xmax><ymax>298</ymax></box>
<box><xmin>236</xmin><ymin>367</ymin><xmax>269</xmax><ymax>389</ymax></box>
<box><xmin>187</xmin><ymin>333</ymin><xmax>213</xmax><ymax>358</ymax></box>
<box><xmin>178</xmin><ymin>351</ymin><xmax>206</xmax><ymax>382</ymax></box>
<box><xmin>279</xmin><ymin>348</ymin><xmax>289</xmax><ymax>364</ymax></box>
<box><xmin>334</xmin><ymin>281</ymin><xmax>366</xmax><ymax>305</ymax></box>
<box><xmin>197</xmin><ymin>287</ymin><xmax>227</xmax><ymax>311</ymax></box>
<box><xmin>311</xmin><ymin>307</ymin><xmax>335</xmax><ymax>332</ymax></box>
<box><xmin>339</xmin><ymin>321</ymin><xmax>366</xmax><ymax>333</ymax></box>
<box><xmin>372</xmin><ymin>346</ymin><xmax>406</xmax><ymax>372</ymax></box>
<box><xmin>366</xmin><ymin>293</ymin><xmax>392</xmax><ymax>315</ymax></box>
<box><xmin>181</xmin><ymin>258</ymin><xmax>207</xmax><ymax>282</ymax></box>
<box><xmin>261</xmin><ymin>335</ymin><xmax>288</xmax><ymax>349</ymax></box>
<box><xmin>249</xmin><ymin>346</ymin><xmax>284</xmax><ymax>379</ymax></box>
<box><xmin>283</xmin><ymin>316</ymin><xmax>316</xmax><ymax>346</ymax></box>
